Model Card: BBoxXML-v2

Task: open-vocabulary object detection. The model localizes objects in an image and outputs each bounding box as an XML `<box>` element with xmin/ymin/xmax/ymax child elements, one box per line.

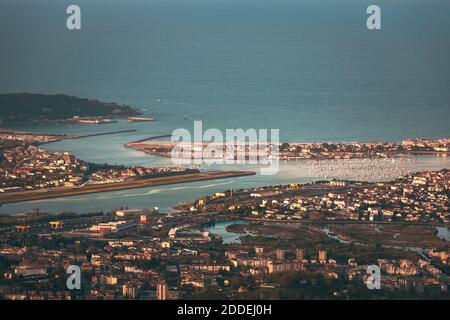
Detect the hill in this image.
<box><xmin>0</xmin><ymin>93</ymin><xmax>140</xmax><ymax>122</ymax></box>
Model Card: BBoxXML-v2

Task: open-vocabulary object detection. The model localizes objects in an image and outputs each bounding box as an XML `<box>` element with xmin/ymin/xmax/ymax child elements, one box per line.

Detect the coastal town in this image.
<box><xmin>1</xmin><ymin>0</ymin><xmax>450</xmax><ymax>312</ymax></box>
<box><xmin>0</xmin><ymin>166</ymin><xmax>448</xmax><ymax>299</ymax></box>
<box><xmin>126</xmin><ymin>137</ymin><xmax>450</xmax><ymax>162</ymax></box>
<box><xmin>0</xmin><ymin>131</ymin><xmax>449</xmax><ymax>300</ymax></box>
<box><xmin>279</xmin><ymin>138</ymin><xmax>450</xmax><ymax>160</ymax></box>
<box><xmin>0</xmin><ymin>131</ymin><xmax>258</xmax><ymax>205</ymax></box>
<box><xmin>183</xmin><ymin>169</ymin><xmax>450</xmax><ymax>225</ymax></box>
<box><xmin>2</xmin><ymin>130</ymin><xmax>449</xmax><ymax>196</ymax></box>
<box><xmin>0</xmin><ymin>132</ymin><xmax>199</xmax><ymax>194</ymax></box>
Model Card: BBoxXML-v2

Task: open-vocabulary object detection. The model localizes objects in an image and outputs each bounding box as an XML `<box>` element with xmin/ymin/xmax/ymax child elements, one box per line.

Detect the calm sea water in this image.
<box><xmin>0</xmin><ymin>0</ymin><xmax>449</xmax><ymax>214</ymax></box>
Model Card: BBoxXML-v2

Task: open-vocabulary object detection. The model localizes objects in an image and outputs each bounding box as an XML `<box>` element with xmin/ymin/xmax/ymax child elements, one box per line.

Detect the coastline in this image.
<box><xmin>126</xmin><ymin>140</ymin><xmax>450</xmax><ymax>160</ymax></box>
<box><xmin>0</xmin><ymin>170</ymin><xmax>255</xmax><ymax>204</ymax></box>
<box><xmin>0</xmin><ymin>92</ymin><xmax>142</xmax><ymax>124</ymax></box>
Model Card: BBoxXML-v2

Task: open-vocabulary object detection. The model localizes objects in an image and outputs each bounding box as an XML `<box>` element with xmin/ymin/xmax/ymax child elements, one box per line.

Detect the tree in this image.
<box><xmin>280</xmin><ymin>143</ymin><xmax>290</xmax><ymax>152</ymax></box>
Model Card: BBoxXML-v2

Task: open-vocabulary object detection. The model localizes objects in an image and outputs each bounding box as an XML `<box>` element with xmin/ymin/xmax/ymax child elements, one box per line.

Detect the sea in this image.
<box><xmin>0</xmin><ymin>0</ymin><xmax>449</xmax><ymax>214</ymax></box>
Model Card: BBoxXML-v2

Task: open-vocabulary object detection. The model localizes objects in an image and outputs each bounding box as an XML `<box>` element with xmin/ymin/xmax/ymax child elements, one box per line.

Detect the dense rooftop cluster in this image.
<box><xmin>0</xmin><ymin>173</ymin><xmax>448</xmax><ymax>299</ymax></box>
<box><xmin>189</xmin><ymin>169</ymin><xmax>450</xmax><ymax>224</ymax></box>
<box><xmin>0</xmin><ymin>208</ymin><xmax>448</xmax><ymax>299</ymax></box>
<box><xmin>279</xmin><ymin>138</ymin><xmax>450</xmax><ymax>160</ymax></box>
<box><xmin>0</xmin><ymin>136</ymin><xmax>197</xmax><ymax>193</ymax></box>
<box><xmin>0</xmin><ymin>132</ymin><xmax>449</xmax><ymax>300</ymax></box>
<box><xmin>0</xmin><ymin>145</ymin><xmax>88</xmax><ymax>192</ymax></box>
